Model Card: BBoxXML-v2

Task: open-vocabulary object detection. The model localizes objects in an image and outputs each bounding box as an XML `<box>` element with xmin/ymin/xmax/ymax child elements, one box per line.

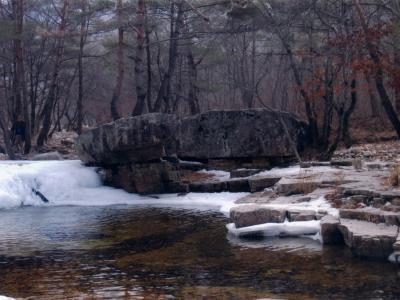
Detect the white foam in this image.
<box><xmin>0</xmin><ymin>160</ymin><xmax>246</xmax><ymax>214</ymax></box>
<box><xmin>0</xmin><ymin>296</ymin><xmax>15</xmax><ymax>300</ymax></box>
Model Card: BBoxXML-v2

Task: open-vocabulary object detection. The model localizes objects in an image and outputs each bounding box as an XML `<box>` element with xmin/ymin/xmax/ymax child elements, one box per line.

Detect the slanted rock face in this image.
<box><xmin>76</xmin><ymin>113</ymin><xmax>180</xmax><ymax>165</ymax></box>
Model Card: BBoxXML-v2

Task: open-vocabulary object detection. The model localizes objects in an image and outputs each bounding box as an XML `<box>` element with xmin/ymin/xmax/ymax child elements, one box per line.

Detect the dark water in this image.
<box><xmin>0</xmin><ymin>205</ymin><xmax>398</xmax><ymax>300</ymax></box>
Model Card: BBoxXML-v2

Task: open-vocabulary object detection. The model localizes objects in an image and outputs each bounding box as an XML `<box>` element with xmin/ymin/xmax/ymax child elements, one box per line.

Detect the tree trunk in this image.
<box><xmin>187</xmin><ymin>50</ymin><xmax>200</xmax><ymax>115</ymax></box>
<box><xmin>132</xmin><ymin>0</ymin><xmax>148</xmax><ymax>116</ymax></box>
<box><xmin>12</xmin><ymin>0</ymin><xmax>31</xmax><ymax>153</ymax></box>
<box><xmin>110</xmin><ymin>0</ymin><xmax>124</xmax><ymax>120</ymax></box>
<box><xmin>353</xmin><ymin>0</ymin><xmax>400</xmax><ymax>137</ymax></box>
<box><xmin>37</xmin><ymin>0</ymin><xmax>69</xmax><ymax>147</ymax></box>
<box><xmin>145</xmin><ymin>12</ymin><xmax>152</xmax><ymax>112</ymax></box>
<box><xmin>342</xmin><ymin>79</ymin><xmax>357</xmax><ymax>147</ymax></box>
<box><xmin>153</xmin><ymin>1</ymin><xmax>184</xmax><ymax>113</ymax></box>
<box><xmin>76</xmin><ymin>0</ymin><xmax>88</xmax><ymax>134</ymax></box>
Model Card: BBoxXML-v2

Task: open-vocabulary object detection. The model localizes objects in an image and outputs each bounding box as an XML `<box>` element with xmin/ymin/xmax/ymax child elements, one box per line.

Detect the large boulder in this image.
<box><xmin>75</xmin><ymin>113</ymin><xmax>179</xmax><ymax>165</ymax></box>
<box><xmin>76</xmin><ymin>109</ymin><xmax>308</xmax><ymax>165</ymax></box>
<box><xmin>178</xmin><ymin>109</ymin><xmax>307</xmax><ymax>160</ymax></box>
<box><xmin>75</xmin><ymin>109</ymin><xmax>308</xmax><ymax>194</ymax></box>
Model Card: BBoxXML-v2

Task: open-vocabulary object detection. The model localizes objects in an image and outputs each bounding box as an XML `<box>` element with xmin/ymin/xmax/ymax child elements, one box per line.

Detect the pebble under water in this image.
<box><xmin>0</xmin><ymin>205</ymin><xmax>399</xmax><ymax>299</ymax></box>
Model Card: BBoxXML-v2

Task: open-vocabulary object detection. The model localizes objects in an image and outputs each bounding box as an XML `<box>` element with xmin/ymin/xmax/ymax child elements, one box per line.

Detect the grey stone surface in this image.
<box><xmin>227</xmin><ymin>179</ymin><xmax>251</xmax><ymax>193</ymax></box>
<box><xmin>275</xmin><ymin>177</ymin><xmax>321</xmax><ymax>195</ymax></box>
<box><xmin>248</xmin><ymin>175</ymin><xmax>281</xmax><ymax>192</ymax></box>
<box><xmin>104</xmin><ymin>161</ymin><xmax>182</xmax><ymax>194</ymax></box>
<box><xmin>288</xmin><ymin>210</ymin><xmax>316</xmax><ymax>222</ymax></box>
<box><xmin>339</xmin><ymin>208</ymin><xmax>400</xmax><ymax>226</ymax></box>
<box><xmin>338</xmin><ymin>219</ymin><xmax>398</xmax><ymax>259</ymax></box>
<box><xmin>339</xmin><ymin>208</ymin><xmax>384</xmax><ymax>224</ymax></box>
<box><xmin>230</xmin><ymin>205</ymin><xmax>286</xmax><ymax>228</ymax></box>
<box><xmin>178</xmin><ymin>109</ymin><xmax>307</xmax><ymax>160</ymax></box>
<box><xmin>76</xmin><ymin>113</ymin><xmax>179</xmax><ymax>165</ymax></box>
<box><xmin>189</xmin><ymin>181</ymin><xmax>228</xmax><ymax>193</ymax></box>
<box><xmin>320</xmin><ymin>215</ymin><xmax>343</xmax><ymax>244</ymax></box>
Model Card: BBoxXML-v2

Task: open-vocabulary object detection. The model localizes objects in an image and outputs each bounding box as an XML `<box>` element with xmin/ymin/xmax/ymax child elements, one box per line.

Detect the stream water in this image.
<box><xmin>0</xmin><ymin>205</ymin><xmax>399</xmax><ymax>300</ymax></box>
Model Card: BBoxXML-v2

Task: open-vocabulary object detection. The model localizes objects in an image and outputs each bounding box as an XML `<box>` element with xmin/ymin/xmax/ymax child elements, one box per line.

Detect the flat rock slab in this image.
<box><xmin>248</xmin><ymin>175</ymin><xmax>281</xmax><ymax>192</ymax></box>
<box><xmin>189</xmin><ymin>181</ymin><xmax>227</xmax><ymax>193</ymax></box>
<box><xmin>275</xmin><ymin>177</ymin><xmax>322</xmax><ymax>195</ymax></box>
<box><xmin>339</xmin><ymin>208</ymin><xmax>400</xmax><ymax>226</ymax></box>
<box><xmin>230</xmin><ymin>205</ymin><xmax>286</xmax><ymax>228</ymax></box>
<box><xmin>338</xmin><ymin>219</ymin><xmax>399</xmax><ymax>259</ymax></box>
<box><xmin>287</xmin><ymin>209</ymin><xmax>316</xmax><ymax>222</ymax></box>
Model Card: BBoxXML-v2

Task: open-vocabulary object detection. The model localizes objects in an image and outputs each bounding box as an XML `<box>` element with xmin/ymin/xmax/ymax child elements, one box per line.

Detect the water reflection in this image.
<box><xmin>0</xmin><ymin>205</ymin><xmax>398</xmax><ymax>299</ymax></box>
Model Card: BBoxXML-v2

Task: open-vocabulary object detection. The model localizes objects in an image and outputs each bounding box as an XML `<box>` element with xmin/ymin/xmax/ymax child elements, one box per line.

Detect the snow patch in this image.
<box><xmin>257</xmin><ymin>165</ymin><xmax>337</xmax><ymax>178</ymax></box>
<box><xmin>197</xmin><ymin>169</ymin><xmax>231</xmax><ymax>181</ymax></box>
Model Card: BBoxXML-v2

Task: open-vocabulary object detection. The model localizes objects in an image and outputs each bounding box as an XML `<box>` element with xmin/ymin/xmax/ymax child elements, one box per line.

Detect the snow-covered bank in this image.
<box><xmin>0</xmin><ymin>160</ymin><xmax>246</xmax><ymax>214</ymax></box>
<box><xmin>0</xmin><ymin>296</ymin><xmax>15</xmax><ymax>300</ymax></box>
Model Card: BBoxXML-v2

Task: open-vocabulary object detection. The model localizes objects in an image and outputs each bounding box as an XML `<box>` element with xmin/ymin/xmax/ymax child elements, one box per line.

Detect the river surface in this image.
<box><xmin>0</xmin><ymin>205</ymin><xmax>399</xmax><ymax>300</ymax></box>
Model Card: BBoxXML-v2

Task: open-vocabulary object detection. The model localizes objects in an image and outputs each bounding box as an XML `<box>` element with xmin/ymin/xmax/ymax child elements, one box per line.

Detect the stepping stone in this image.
<box><xmin>339</xmin><ymin>208</ymin><xmax>400</xmax><ymax>226</ymax></box>
<box><xmin>189</xmin><ymin>181</ymin><xmax>227</xmax><ymax>193</ymax></box>
<box><xmin>275</xmin><ymin>177</ymin><xmax>321</xmax><ymax>195</ymax></box>
<box><xmin>287</xmin><ymin>209</ymin><xmax>316</xmax><ymax>222</ymax></box>
<box><xmin>230</xmin><ymin>205</ymin><xmax>286</xmax><ymax>228</ymax></box>
<box><xmin>248</xmin><ymin>175</ymin><xmax>281</xmax><ymax>192</ymax></box>
<box><xmin>338</xmin><ymin>219</ymin><xmax>398</xmax><ymax>259</ymax></box>
<box><xmin>320</xmin><ymin>215</ymin><xmax>343</xmax><ymax>244</ymax></box>
<box><xmin>227</xmin><ymin>179</ymin><xmax>251</xmax><ymax>192</ymax></box>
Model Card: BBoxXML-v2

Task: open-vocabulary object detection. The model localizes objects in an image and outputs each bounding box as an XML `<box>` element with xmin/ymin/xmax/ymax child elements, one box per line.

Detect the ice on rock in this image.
<box><xmin>0</xmin><ymin>161</ymin><xmax>246</xmax><ymax>213</ymax></box>
<box><xmin>226</xmin><ymin>220</ymin><xmax>321</xmax><ymax>238</ymax></box>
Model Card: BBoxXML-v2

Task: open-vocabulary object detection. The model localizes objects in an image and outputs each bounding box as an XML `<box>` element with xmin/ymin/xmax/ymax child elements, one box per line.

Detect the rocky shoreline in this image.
<box><xmin>226</xmin><ymin>159</ymin><xmax>400</xmax><ymax>263</ymax></box>
<box><xmin>74</xmin><ymin>110</ymin><xmax>400</xmax><ymax>263</ymax></box>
